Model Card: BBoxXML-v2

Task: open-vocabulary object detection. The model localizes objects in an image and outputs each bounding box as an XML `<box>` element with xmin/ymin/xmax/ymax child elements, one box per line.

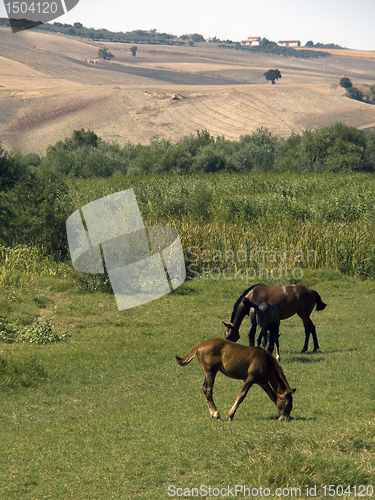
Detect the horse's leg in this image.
<box><xmin>202</xmin><ymin>371</ymin><xmax>221</xmax><ymax>420</ymax></box>
<box><xmin>265</xmin><ymin>329</ymin><xmax>275</xmax><ymax>355</ymax></box>
<box><xmin>248</xmin><ymin>319</ymin><xmax>257</xmax><ymax>347</ymax></box>
<box><xmin>299</xmin><ymin>315</ymin><xmax>319</xmax><ymax>352</ymax></box>
<box><xmin>309</xmin><ymin>319</ymin><xmax>320</xmax><ymax>352</ymax></box>
<box><xmin>269</xmin><ymin>327</ymin><xmax>280</xmax><ymax>361</ymax></box>
<box><xmin>299</xmin><ymin>315</ymin><xmax>311</xmax><ymax>353</ymax></box>
<box><xmin>274</xmin><ymin>330</ymin><xmax>280</xmax><ymax>362</ymax></box>
<box><xmin>226</xmin><ymin>376</ymin><xmax>254</xmax><ymax>421</ymax></box>
<box><xmin>259</xmin><ymin>382</ymin><xmax>277</xmax><ymax>404</ymax></box>
<box><xmin>256</xmin><ymin>327</ymin><xmax>267</xmax><ymax>348</ymax></box>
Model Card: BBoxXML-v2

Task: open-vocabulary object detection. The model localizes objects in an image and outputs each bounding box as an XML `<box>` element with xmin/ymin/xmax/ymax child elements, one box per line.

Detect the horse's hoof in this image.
<box><xmin>211</xmin><ymin>411</ymin><xmax>221</xmax><ymax>420</ymax></box>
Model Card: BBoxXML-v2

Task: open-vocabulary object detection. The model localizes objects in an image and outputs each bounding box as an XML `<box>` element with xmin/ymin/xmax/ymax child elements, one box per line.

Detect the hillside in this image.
<box><xmin>1</xmin><ymin>26</ymin><xmax>375</xmax><ymax>155</ymax></box>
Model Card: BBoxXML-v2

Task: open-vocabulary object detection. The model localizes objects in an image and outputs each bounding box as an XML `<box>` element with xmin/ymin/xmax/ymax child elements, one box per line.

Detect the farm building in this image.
<box><xmin>278</xmin><ymin>40</ymin><xmax>301</xmax><ymax>47</ymax></box>
<box><xmin>241</xmin><ymin>36</ymin><xmax>261</xmax><ymax>47</ymax></box>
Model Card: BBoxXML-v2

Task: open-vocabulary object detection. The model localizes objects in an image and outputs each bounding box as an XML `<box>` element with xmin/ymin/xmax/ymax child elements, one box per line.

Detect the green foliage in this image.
<box><xmin>340</xmin><ymin>76</ymin><xmax>352</xmax><ymax>88</ymax></box>
<box><xmin>39</xmin><ymin>125</ymin><xmax>375</xmax><ymax>179</ymax></box>
<box><xmin>0</xmin><ymin>139</ymin><xmax>73</xmax><ymax>254</ymax></box>
<box><xmin>1</xmin><ymin>125</ymin><xmax>375</xmax><ymax>260</ymax></box>
<box><xmin>275</xmin><ymin>123</ymin><xmax>372</xmax><ymax>172</ymax></box>
<box><xmin>0</xmin><ymin>141</ymin><xmax>25</xmax><ymax>191</ymax></box>
<box><xmin>130</xmin><ymin>45</ymin><xmax>138</xmax><ymax>57</ymax></box>
<box><xmin>306</xmin><ymin>41</ymin><xmax>344</xmax><ymax>49</ymax></box>
<box><xmin>0</xmin><ymin>315</ymin><xmax>19</xmax><ymax>343</ymax></box>
<box><xmin>347</xmin><ymin>86</ymin><xmax>364</xmax><ymax>101</ymax></box>
<box><xmin>20</xmin><ymin>319</ymin><xmax>70</xmax><ymax>344</ymax></box>
<box><xmin>0</xmin><ymin>245</ymin><xmax>66</xmax><ymax>288</ymax></box>
<box><xmin>264</xmin><ymin>69</ymin><xmax>282</xmax><ymax>84</ymax></box>
<box><xmin>0</xmin><ymin>316</ymin><xmax>68</xmax><ymax>344</ymax></box>
<box><xmin>181</xmin><ymin>33</ymin><xmax>205</xmax><ymax>43</ymax></box>
<box><xmin>13</xmin><ymin>17</ymin><xmax>189</xmax><ymax>45</ymax></box>
<box><xmin>234</xmin><ymin>37</ymin><xmax>331</xmax><ymax>58</ymax></box>
<box><xmin>0</xmin><ymin>169</ymin><xmax>72</xmax><ymax>253</ymax></box>
<box><xmin>67</xmin><ymin>171</ymin><xmax>375</xmax><ymax>279</ymax></box>
<box><xmin>98</xmin><ymin>47</ymin><xmax>114</xmax><ymax>61</ymax></box>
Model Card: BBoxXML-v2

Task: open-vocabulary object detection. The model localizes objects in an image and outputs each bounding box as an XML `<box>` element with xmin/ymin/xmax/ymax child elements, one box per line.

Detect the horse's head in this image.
<box><xmin>223</xmin><ymin>321</ymin><xmax>240</xmax><ymax>342</ymax></box>
<box><xmin>276</xmin><ymin>389</ymin><xmax>296</xmax><ymax>421</ymax></box>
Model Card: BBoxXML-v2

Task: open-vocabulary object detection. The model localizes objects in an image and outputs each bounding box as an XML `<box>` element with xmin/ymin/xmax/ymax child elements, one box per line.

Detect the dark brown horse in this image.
<box><xmin>224</xmin><ymin>284</ymin><xmax>326</xmax><ymax>353</ymax></box>
<box><xmin>242</xmin><ymin>297</ymin><xmax>281</xmax><ymax>361</ymax></box>
<box><xmin>175</xmin><ymin>338</ymin><xmax>295</xmax><ymax>421</ymax></box>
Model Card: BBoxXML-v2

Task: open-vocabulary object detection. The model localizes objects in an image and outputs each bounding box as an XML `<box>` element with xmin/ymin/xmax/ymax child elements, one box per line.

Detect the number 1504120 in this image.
<box><xmin>5</xmin><ymin>1</ymin><xmax>59</xmax><ymax>14</ymax></box>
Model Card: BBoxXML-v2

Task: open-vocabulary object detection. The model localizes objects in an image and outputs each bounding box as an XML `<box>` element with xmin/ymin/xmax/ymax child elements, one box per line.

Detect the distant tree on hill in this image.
<box><xmin>98</xmin><ymin>47</ymin><xmax>114</xmax><ymax>61</ymax></box>
<box><xmin>264</xmin><ymin>69</ymin><xmax>282</xmax><ymax>84</ymax></box>
<box><xmin>130</xmin><ymin>46</ymin><xmax>138</xmax><ymax>57</ymax></box>
<box><xmin>340</xmin><ymin>77</ymin><xmax>352</xmax><ymax>88</ymax></box>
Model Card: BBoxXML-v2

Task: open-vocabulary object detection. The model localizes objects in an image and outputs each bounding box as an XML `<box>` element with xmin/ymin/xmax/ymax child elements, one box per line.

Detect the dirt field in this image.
<box><xmin>1</xmin><ymin>27</ymin><xmax>375</xmax><ymax>155</ymax></box>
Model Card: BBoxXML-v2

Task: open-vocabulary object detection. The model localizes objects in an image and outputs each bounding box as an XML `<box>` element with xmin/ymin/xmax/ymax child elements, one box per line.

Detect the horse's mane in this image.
<box><xmin>230</xmin><ymin>284</ymin><xmax>259</xmax><ymax>322</ymax></box>
<box><xmin>263</xmin><ymin>349</ymin><xmax>292</xmax><ymax>392</ymax></box>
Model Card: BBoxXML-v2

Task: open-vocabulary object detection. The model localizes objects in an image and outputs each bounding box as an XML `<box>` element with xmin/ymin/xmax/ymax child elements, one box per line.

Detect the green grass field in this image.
<box><xmin>0</xmin><ymin>268</ymin><xmax>374</xmax><ymax>499</ymax></box>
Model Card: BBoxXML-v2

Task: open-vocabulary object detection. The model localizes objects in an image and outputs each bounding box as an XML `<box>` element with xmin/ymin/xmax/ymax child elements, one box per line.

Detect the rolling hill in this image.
<box><xmin>1</xmin><ymin>26</ymin><xmax>375</xmax><ymax>155</ymax></box>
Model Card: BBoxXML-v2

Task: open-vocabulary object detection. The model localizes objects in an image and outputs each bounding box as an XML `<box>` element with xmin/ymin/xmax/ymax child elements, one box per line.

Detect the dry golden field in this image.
<box><xmin>1</xmin><ymin>26</ymin><xmax>375</xmax><ymax>154</ymax></box>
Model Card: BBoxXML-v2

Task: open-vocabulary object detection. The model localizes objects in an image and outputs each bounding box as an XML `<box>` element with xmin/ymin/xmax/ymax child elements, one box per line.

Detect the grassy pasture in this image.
<box><xmin>0</xmin><ymin>271</ymin><xmax>374</xmax><ymax>499</ymax></box>
<box><xmin>1</xmin><ymin>171</ymin><xmax>374</xmax><ymax>499</ymax></box>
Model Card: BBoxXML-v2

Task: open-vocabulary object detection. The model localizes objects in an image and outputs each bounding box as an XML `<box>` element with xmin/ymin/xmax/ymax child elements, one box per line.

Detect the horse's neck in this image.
<box><xmin>268</xmin><ymin>363</ymin><xmax>288</xmax><ymax>395</ymax></box>
<box><xmin>232</xmin><ymin>303</ymin><xmax>248</xmax><ymax>328</ymax></box>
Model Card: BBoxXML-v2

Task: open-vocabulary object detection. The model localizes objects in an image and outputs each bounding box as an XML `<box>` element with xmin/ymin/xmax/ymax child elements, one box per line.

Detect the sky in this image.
<box><xmin>1</xmin><ymin>0</ymin><xmax>374</xmax><ymax>51</ymax></box>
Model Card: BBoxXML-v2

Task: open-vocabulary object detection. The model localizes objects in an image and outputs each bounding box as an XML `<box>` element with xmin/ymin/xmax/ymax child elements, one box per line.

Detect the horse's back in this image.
<box><xmin>220</xmin><ymin>341</ymin><xmax>271</xmax><ymax>380</ymax></box>
<box><xmin>247</xmin><ymin>284</ymin><xmax>315</xmax><ymax>320</ymax></box>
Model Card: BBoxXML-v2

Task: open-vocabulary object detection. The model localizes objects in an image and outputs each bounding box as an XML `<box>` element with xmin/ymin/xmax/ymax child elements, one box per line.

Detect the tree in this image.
<box><xmin>264</xmin><ymin>69</ymin><xmax>282</xmax><ymax>84</ymax></box>
<box><xmin>98</xmin><ymin>47</ymin><xmax>114</xmax><ymax>61</ymax></box>
<box><xmin>130</xmin><ymin>46</ymin><xmax>138</xmax><ymax>57</ymax></box>
<box><xmin>340</xmin><ymin>77</ymin><xmax>352</xmax><ymax>89</ymax></box>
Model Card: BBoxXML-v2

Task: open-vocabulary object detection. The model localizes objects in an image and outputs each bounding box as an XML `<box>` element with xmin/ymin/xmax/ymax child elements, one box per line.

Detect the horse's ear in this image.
<box><xmin>291</xmin><ymin>388</ymin><xmax>297</xmax><ymax>394</ymax></box>
<box><xmin>223</xmin><ymin>322</ymin><xmax>230</xmax><ymax>328</ymax></box>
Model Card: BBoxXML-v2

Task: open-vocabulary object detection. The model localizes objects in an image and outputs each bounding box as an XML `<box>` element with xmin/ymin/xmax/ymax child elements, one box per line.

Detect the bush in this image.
<box><xmin>346</xmin><ymin>87</ymin><xmax>364</xmax><ymax>101</ymax></box>
<box><xmin>0</xmin><ymin>316</ymin><xmax>69</xmax><ymax>344</ymax></box>
<box><xmin>340</xmin><ymin>77</ymin><xmax>352</xmax><ymax>88</ymax></box>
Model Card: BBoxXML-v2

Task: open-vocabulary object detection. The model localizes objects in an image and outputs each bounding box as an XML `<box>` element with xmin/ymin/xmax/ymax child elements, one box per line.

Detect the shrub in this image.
<box><xmin>346</xmin><ymin>87</ymin><xmax>364</xmax><ymax>101</ymax></box>
<box><xmin>340</xmin><ymin>77</ymin><xmax>352</xmax><ymax>88</ymax></box>
<box><xmin>0</xmin><ymin>316</ymin><xmax>69</xmax><ymax>344</ymax></box>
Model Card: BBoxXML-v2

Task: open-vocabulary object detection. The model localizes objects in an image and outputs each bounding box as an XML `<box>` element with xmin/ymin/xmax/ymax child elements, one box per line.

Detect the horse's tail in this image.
<box><xmin>242</xmin><ymin>297</ymin><xmax>259</xmax><ymax>310</ymax></box>
<box><xmin>312</xmin><ymin>290</ymin><xmax>327</xmax><ymax>311</ymax></box>
<box><xmin>175</xmin><ymin>343</ymin><xmax>200</xmax><ymax>366</ymax></box>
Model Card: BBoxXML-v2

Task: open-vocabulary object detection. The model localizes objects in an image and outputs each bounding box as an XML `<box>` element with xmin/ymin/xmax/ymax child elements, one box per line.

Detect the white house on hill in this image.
<box><xmin>278</xmin><ymin>40</ymin><xmax>301</xmax><ymax>47</ymax></box>
<box><xmin>241</xmin><ymin>36</ymin><xmax>261</xmax><ymax>47</ymax></box>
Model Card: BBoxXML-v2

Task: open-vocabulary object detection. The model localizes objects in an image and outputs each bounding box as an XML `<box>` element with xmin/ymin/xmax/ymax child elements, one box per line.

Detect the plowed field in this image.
<box><xmin>1</xmin><ymin>27</ymin><xmax>375</xmax><ymax>154</ymax></box>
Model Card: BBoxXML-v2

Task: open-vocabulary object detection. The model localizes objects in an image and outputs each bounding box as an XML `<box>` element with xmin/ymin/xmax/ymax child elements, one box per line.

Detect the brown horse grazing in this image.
<box><xmin>224</xmin><ymin>284</ymin><xmax>327</xmax><ymax>353</ymax></box>
<box><xmin>175</xmin><ymin>338</ymin><xmax>296</xmax><ymax>421</ymax></box>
